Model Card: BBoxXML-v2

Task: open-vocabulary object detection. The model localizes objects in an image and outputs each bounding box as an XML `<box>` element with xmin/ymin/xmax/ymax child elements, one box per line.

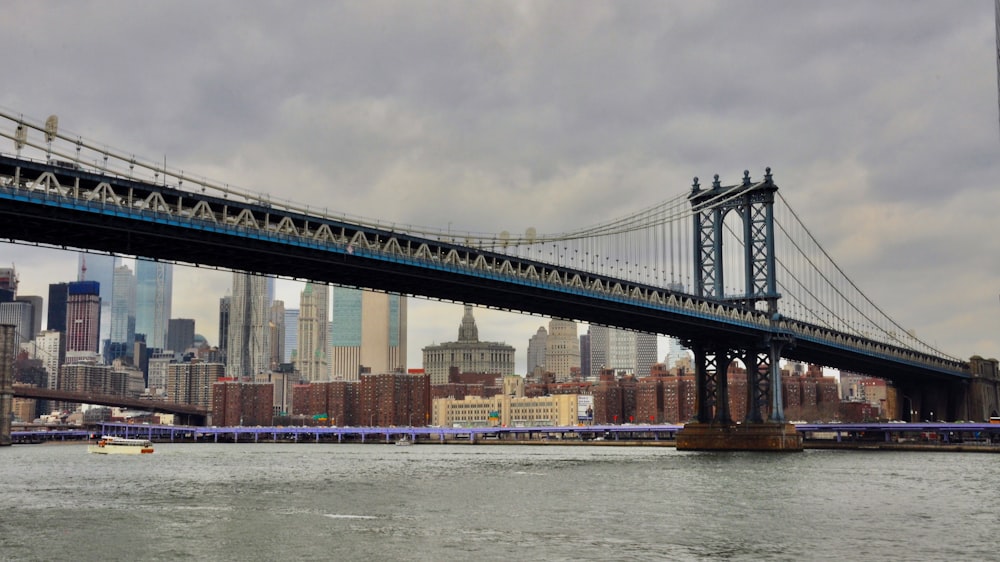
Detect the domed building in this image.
<box><xmin>421</xmin><ymin>305</ymin><xmax>516</xmax><ymax>386</ymax></box>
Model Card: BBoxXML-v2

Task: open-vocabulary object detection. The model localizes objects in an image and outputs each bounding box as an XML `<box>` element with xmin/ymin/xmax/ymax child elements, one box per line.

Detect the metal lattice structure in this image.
<box><xmin>0</xmin><ymin>110</ymin><xmax>976</xmax><ymax>426</ymax></box>
<box><xmin>689</xmin><ymin>169</ymin><xmax>786</xmax><ymax>423</ymax></box>
<box><xmin>690</xmin><ymin>169</ymin><xmax>778</xmax><ymax>314</ymax></box>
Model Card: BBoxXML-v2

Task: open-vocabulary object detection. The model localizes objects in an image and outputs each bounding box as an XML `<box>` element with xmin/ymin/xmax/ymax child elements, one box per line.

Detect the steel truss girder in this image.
<box><xmin>691</xmin><ymin>333</ymin><xmax>794</xmax><ymax>425</ymax></box>
<box><xmin>693</xmin><ymin>203</ymin><xmax>723</xmax><ymax>299</ymax></box>
<box><xmin>0</xmin><ymin>157</ymin><xmax>725</xmax><ymax>323</ymax></box>
<box><xmin>767</xmin><ymin>334</ymin><xmax>793</xmax><ymax>422</ymax></box>
<box><xmin>0</xmin><ymin>157</ymin><xmax>970</xmax><ymax>378</ymax></box>
<box><xmin>743</xmin><ymin>195</ymin><xmax>775</xmax><ymax>307</ymax></box>
<box><xmin>744</xmin><ymin>349</ymin><xmax>771</xmax><ymax>423</ymax></box>
<box><xmin>693</xmin><ymin>342</ymin><xmax>738</xmax><ymax>424</ymax></box>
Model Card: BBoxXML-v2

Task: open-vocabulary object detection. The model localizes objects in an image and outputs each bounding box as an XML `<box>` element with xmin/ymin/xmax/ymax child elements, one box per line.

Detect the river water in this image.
<box><xmin>1</xmin><ymin>442</ymin><xmax>998</xmax><ymax>561</ymax></box>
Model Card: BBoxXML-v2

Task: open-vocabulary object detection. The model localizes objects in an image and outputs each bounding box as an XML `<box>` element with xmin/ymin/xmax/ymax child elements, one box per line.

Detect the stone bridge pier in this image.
<box><xmin>676</xmin><ymin>337</ymin><xmax>802</xmax><ymax>451</ymax></box>
<box><xmin>964</xmin><ymin>356</ymin><xmax>1000</xmax><ymax>421</ymax></box>
<box><xmin>1</xmin><ymin>324</ymin><xmax>14</xmax><ymax>447</ymax></box>
<box><xmin>894</xmin><ymin>357</ymin><xmax>1000</xmax><ymax>422</ymax></box>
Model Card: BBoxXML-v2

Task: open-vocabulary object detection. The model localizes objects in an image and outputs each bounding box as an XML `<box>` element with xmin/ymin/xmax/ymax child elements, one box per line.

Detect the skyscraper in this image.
<box><xmin>589</xmin><ymin>325</ymin><xmax>611</xmax><ymax>375</ymax></box>
<box><xmin>579</xmin><ymin>331</ymin><xmax>591</xmax><ymax>379</ymax></box>
<box><xmin>544</xmin><ymin>319</ymin><xmax>579</xmax><ymax>382</ymax></box>
<box><xmin>14</xmin><ymin>295</ymin><xmax>43</xmax><ymax>339</ymax></box>
<box><xmin>109</xmin><ymin>264</ymin><xmax>136</xmax><ymax>351</ymax></box>
<box><xmin>269</xmin><ymin>300</ymin><xmax>285</xmax><ymax>370</ymax></box>
<box><xmin>28</xmin><ymin>330</ymin><xmax>64</xmax><ymax>390</ymax></box>
<box><xmin>526</xmin><ymin>326</ymin><xmax>548</xmax><ymax>376</ymax></box>
<box><xmin>47</xmin><ymin>282</ymin><xmax>68</xmax><ymax>332</ymax></box>
<box><xmin>78</xmin><ymin>253</ymin><xmax>117</xmax><ymax>344</ymax></box>
<box><xmin>589</xmin><ymin>325</ymin><xmax>658</xmax><ymax>378</ymax></box>
<box><xmin>663</xmin><ymin>336</ymin><xmax>689</xmax><ymax>369</ymax></box>
<box><xmin>135</xmin><ymin>259</ymin><xmax>172</xmax><ymax>350</ymax></box>
<box><xmin>65</xmin><ymin>280</ymin><xmax>101</xmax><ymax>354</ymax></box>
<box><xmin>167</xmin><ymin>318</ymin><xmax>195</xmax><ymax>353</ymax></box>
<box><xmin>298</xmin><ymin>283</ymin><xmax>329</xmax><ymax>381</ymax></box>
<box><xmin>0</xmin><ymin>267</ymin><xmax>16</xmax><ymax>302</ymax></box>
<box><xmin>226</xmin><ymin>272</ymin><xmax>271</xmax><ymax>378</ymax></box>
<box><xmin>0</xmin><ymin>301</ymin><xmax>33</xmax><ymax>349</ymax></box>
<box><xmin>330</xmin><ymin>287</ymin><xmax>406</xmax><ymax>380</ymax></box>
<box><xmin>635</xmin><ymin>331</ymin><xmax>658</xmax><ymax>378</ymax></box>
<box><xmin>0</xmin><ymin>266</ymin><xmax>41</xmax><ymax>343</ymax></box>
<box><xmin>218</xmin><ymin>296</ymin><xmax>231</xmax><ymax>363</ymax></box>
<box><xmin>283</xmin><ymin>308</ymin><xmax>299</xmax><ymax>364</ymax></box>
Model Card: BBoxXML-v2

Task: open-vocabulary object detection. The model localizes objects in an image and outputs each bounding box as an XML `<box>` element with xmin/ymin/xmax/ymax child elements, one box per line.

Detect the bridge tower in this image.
<box><xmin>690</xmin><ymin>168</ymin><xmax>779</xmax><ymax>314</ymax></box>
<box><xmin>0</xmin><ymin>324</ymin><xmax>14</xmax><ymax>446</ymax></box>
<box><xmin>678</xmin><ymin>169</ymin><xmax>800</xmax><ymax>450</ymax></box>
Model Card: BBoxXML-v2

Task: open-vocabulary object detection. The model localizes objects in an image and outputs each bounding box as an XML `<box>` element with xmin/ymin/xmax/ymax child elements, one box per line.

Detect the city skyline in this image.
<box><xmin>2</xmin><ymin>255</ymin><xmax>683</xmax><ymax>376</ymax></box>
<box><xmin>0</xmin><ymin>3</ymin><xmax>997</xmax><ymax>369</ymax></box>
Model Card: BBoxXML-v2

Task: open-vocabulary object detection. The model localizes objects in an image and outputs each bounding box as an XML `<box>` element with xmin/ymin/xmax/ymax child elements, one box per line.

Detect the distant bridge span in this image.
<box><xmin>12</xmin><ymin>386</ymin><xmax>208</xmax><ymax>424</ymax></box>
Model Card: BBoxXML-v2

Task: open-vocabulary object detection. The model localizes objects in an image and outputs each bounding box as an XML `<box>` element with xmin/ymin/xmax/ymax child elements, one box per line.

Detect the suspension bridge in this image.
<box><xmin>0</xmin><ymin>111</ymin><xmax>995</xmax><ymax>450</ymax></box>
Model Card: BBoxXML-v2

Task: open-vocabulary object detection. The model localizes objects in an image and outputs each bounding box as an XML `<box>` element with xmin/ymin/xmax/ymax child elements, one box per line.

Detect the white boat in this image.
<box><xmin>395</xmin><ymin>437</ymin><xmax>413</xmax><ymax>446</ymax></box>
<box><xmin>87</xmin><ymin>436</ymin><xmax>155</xmax><ymax>455</ymax></box>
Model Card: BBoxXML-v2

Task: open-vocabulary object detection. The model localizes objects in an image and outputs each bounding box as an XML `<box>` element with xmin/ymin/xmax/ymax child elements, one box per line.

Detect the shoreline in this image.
<box><xmin>450</xmin><ymin>440</ymin><xmax>1000</xmax><ymax>452</ymax></box>
<box><xmin>802</xmin><ymin>440</ymin><xmax>1000</xmax><ymax>453</ymax></box>
<box><xmin>10</xmin><ymin>436</ymin><xmax>999</xmax><ymax>453</ymax></box>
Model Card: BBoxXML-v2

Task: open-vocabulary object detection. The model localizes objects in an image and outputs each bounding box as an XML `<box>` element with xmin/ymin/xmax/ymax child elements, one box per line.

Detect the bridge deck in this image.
<box><xmin>0</xmin><ymin>153</ymin><xmax>968</xmax><ymax>383</ymax></box>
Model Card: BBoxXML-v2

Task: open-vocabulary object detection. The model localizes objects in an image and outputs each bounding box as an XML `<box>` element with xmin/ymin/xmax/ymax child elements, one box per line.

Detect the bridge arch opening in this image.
<box><xmin>720</xmin><ymin>209</ymin><xmax>749</xmax><ymax>305</ymax></box>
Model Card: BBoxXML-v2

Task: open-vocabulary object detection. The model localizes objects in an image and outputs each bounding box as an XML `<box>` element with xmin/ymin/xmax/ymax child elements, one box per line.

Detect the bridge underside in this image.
<box><xmin>10</xmin><ymin>386</ymin><xmax>208</xmax><ymax>426</ymax></box>
<box><xmin>0</xmin><ymin>193</ymin><xmax>964</xmax><ymax>387</ymax></box>
<box><xmin>0</xmin><ymin>192</ymin><xmax>772</xmax><ymax>348</ymax></box>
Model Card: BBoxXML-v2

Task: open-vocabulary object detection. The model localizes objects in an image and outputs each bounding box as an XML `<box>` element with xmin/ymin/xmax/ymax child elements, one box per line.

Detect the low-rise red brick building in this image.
<box><xmin>782</xmin><ymin>368</ymin><xmax>842</xmax><ymax>421</ymax></box>
<box><xmin>212</xmin><ymin>381</ymin><xmax>274</xmax><ymax>427</ymax></box>
<box><xmin>839</xmin><ymin>400</ymin><xmax>874</xmax><ymax>422</ymax></box>
<box><xmin>290</xmin><ymin>372</ymin><xmax>431</xmax><ymax>427</ymax></box>
<box><xmin>637</xmin><ymin>377</ymin><xmax>664</xmax><ymax>424</ymax></box>
<box><xmin>662</xmin><ymin>375</ymin><xmax>698</xmax><ymax>423</ymax></box>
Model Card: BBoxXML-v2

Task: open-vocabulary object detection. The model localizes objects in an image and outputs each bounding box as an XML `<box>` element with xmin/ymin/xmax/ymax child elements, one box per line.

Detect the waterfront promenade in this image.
<box><xmin>12</xmin><ymin>421</ymin><xmax>1000</xmax><ymax>452</ymax></box>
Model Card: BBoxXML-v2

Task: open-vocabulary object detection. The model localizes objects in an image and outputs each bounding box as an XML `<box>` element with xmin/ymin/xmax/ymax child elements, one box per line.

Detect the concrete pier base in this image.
<box><xmin>676</xmin><ymin>422</ymin><xmax>803</xmax><ymax>452</ymax></box>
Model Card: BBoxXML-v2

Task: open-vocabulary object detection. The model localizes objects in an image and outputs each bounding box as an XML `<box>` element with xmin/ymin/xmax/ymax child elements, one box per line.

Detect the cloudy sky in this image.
<box><xmin>1</xmin><ymin>1</ymin><xmax>997</xmax><ymax>371</ymax></box>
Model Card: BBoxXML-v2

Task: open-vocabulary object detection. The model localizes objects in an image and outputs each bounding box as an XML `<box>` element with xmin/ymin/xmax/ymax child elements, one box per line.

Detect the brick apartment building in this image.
<box><xmin>212</xmin><ymin>381</ymin><xmax>274</xmax><ymax>427</ymax></box>
<box><xmin>291</xmin><ymin>372</ymin><xmax>431</xmax><ymax>427</ymax></box>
